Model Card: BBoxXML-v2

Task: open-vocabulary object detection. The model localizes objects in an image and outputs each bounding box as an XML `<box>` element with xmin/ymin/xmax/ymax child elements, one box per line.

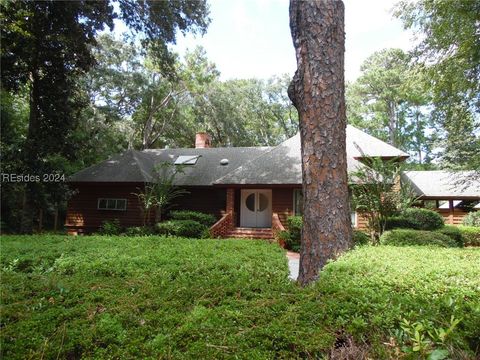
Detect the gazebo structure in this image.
<box><xmin>402</xmin><ymin>171</ymin><xmax>480</xmax><ymax>225</ymax></box>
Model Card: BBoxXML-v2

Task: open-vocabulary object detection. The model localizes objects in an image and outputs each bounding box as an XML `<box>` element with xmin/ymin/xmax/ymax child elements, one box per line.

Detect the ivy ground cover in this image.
<box><xmin>1</xmin><ymin>235</ymin><xmax>479</xmax><ymax>359</ymax></box>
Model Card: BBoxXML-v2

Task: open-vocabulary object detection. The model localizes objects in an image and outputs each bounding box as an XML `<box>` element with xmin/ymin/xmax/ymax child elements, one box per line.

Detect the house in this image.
<box><xmin>402</xmin><ymin>171</ymin><xmax>480</xmax><ymax>225</ymax></box>
<box><xmin>66</xmin><ymin>126</ymin><xmax>412</xmax><ymax>237</ymax></box>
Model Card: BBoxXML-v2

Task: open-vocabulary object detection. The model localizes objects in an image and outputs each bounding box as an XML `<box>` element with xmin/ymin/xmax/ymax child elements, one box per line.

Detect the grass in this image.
<box><xmin>1</xmin><ymin>235</ymin><xmax>479</xmax><ymax>359</ymax></box>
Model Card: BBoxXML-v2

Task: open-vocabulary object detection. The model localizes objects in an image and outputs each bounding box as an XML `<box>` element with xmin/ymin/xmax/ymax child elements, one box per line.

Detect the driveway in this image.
<box><xmin>286</xmin><ymin>251</ymin><xmax>299</xmax><ymax>280</ymax></box>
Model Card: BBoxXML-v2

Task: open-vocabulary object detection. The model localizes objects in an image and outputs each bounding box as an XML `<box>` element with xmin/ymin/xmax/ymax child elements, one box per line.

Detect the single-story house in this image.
<box><xmin>66</xmin><ymin>126</ymin><xmax>410</xmax><ymax>236</ymax></box>
<box><xmin>66</xmin><ymin>127</ymin><xmax>479</xmax><ymax>237</ymax></box>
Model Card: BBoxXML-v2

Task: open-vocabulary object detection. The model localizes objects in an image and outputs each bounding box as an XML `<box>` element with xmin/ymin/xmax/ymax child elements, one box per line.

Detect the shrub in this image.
<box><xmin>276</xmin><ymin>230</ymin><xmax>289</xmax><ymax>245</ymax></box>
<box><xmin>155</xmin><ymin>220</ymin><xmax>207</xmax><ymax>238</ymax></box>
<box><xmin>99</xmin><ymin>219</ymin><xmax>122</xmax><ymax>235</ymax></box>
<box><xmin>380</xmin><ymin>229</ymin><xmax>457</xmax><ymax>247</ymax></box>
<box><xmin>458</xmin><ymin>226</ymin><xmax>480</xmax><ymax>247</ymax></box>
<box><xmin>286</xmin><ymin>236</ymin><xmax>301</xmax><ymax>253</ymax></box>
<box><xmin>125</xmin><ymin>226</ymin><xmax>154</xmax><ymax>236</ymax></box>
<box><xmin>436</xmin><ymin>225</ymin><xmax>464</xmax><ymax>247</ymax></box>
<box><xmin>276</xmin><ymin>230</ymin><xmax>301</xmax><ymax>252</ymax></box>
<box><xmin>277</xmin><ymin>216</ymin><xmax>303</xmax><ymax>252</ymax></box>
<box><xmin>384</xmin><ymin>216</ymin><xmax>417</xmax><ymax>230</ymax></box>
<box><xmin>169</xmin><ymin>210</ymin><xmax>217</xmax><ymax>227</ymax></box>
<box><xmin>352</xmin><ymin>230</ymin><xmax>370</xmax><ymax>246</ymax></box>
<box><xmin>402</xmin><ymin>208</ymin><xmax>444</xmax><ymax>230</ymax></box>
<box><xmin>1</xmin><ymin>235</ymin><xmax>479</xmax><ymax>358</ymax></box>
<box><xmin>462</xmin><ymin>211</ymin><xmax>480</xmax><ymax>227</ymax></box>
<box><xmin>286</xmin><ymin>216</ymin><xmax>302</xmax><ymax>240</ymax></box>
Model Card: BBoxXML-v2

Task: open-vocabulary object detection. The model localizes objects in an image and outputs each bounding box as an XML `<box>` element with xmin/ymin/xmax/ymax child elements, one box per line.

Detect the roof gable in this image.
<box><xmin>214</xmin><ymin>125</ymin><xmax>408</xmax><ymax>185</ymax></box>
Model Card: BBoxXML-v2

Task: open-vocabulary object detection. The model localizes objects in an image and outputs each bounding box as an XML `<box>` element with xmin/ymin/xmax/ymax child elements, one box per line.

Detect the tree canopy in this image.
<box><xmin>393</xmin><ymin>0</ymin><xmax>480</xmax><ymax>170</ymax></box>
<box><xmin>0</xmin><ymin>0</ymin><xmax>210</xmax><ymax>232</ymax></box>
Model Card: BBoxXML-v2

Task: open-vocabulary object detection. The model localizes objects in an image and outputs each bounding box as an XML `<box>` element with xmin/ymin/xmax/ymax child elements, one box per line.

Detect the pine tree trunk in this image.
<box><xmin>289</xmin><ymin>0</ymin><xmax>352</xmax><ymax>285</ymax></box>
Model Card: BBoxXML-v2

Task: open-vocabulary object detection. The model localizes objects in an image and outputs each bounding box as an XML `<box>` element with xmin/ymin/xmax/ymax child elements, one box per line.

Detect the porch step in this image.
<box><xmin>226</xmin><ymin>227</ymin><xmax>274</xmax><ymax>239</ymax></box>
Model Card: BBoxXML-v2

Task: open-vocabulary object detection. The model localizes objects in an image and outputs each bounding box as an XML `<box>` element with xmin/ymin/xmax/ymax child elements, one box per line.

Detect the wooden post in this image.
<box><xmin>226</xmin><ymin>188</ymin><xmax>235</xmax><ymax>226</ymax></box>
<box><xmin>448</xmin><ymin>200</ymin><xmax>454</xmax><ymax>225</ymax></box>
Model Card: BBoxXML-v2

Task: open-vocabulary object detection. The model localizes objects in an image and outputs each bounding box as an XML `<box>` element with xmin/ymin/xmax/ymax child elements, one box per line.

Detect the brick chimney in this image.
<box><xmin>195</xmin><ymin>132</ymin><xmax>212</xmax><ymax>148</ymax></box>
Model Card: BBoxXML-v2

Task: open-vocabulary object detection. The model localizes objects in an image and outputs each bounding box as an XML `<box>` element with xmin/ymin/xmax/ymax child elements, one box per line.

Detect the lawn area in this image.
<box><xmin>1</xmin><ymin>235</ymin><xmax>479</xmax><ymax>359</ymax></box>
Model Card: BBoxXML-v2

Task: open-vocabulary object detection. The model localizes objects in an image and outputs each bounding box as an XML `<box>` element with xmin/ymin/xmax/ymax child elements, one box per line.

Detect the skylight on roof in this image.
<box><xmin>174</xmin><ymin>155</ymin><xmax>200</xmax><ymax>165</ymax></box>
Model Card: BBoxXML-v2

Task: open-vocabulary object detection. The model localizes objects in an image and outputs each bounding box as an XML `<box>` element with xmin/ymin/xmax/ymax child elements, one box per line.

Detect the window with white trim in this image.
<box><xmin>97</xmin><ymin>198</ymin><xmax>127</xmax><ymax>211</ymax></box>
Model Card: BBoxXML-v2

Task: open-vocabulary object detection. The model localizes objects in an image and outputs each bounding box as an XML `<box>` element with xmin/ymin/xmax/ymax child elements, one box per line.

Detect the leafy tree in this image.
<box><xmin>346</xmin><ymin>49</ymin><xmax>433</xmax><ymax>157</ymax></box>
<box><xmin>0</xmin><ymin>88</ymin><xmax>29</xmax><ymax>232</ymax></box>
<box><xmin>289</xmin><ymin>0</ymin><xmax>352</xmax><ymax>285</ymax></box>
<box><xmin>0</xmin><ymin>0</ymin><xmax>210</xmax><ymax>232</ymax></box>
<box><xmin>134</xmin><ymin>163</ymin><xmax>189</xmax><ymax>225</ymax></box>
<box><xmin>394</xmin><ymin>0</ymin><xmax>479</xmax><ymax>114</ymax></box>
<box><xmin>185</xmin><ymin>76</ymin><xmax>298</xmax><ymax>147</ymax></box>
<box><xmin>85</xmin><ymin>36</ymin><xmax>298</xmax><ymax>150</ymax></box>
<box><xmin>350</xmin><ymin>157</ymin><xmax>417</xmax><ymax>242</ymax></box>
<box><xmin>135</xmin><ymin>46</ymin><xmax>220</xmax><ymax>149</ymax></box>
<box><xmin>394</xmin><ymin>0</ymin><xmax>480</xmax><ymax>171</ymax></box>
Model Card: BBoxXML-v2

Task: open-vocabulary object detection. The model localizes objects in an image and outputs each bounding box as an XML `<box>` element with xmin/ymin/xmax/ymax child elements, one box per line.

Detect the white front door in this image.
<box><xmin>240</xmin><ymin>189</ymin><xmax>272</xmax><ymax>228</ymax></box>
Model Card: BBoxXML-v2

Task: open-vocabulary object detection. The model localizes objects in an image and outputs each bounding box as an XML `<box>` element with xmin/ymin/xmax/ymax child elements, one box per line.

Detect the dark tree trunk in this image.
<box><xmin>20</xmin><ymin>75</ymin><xmax>41</xmax><ymax>233</ymax></box>
<box><xmin>288</xmin><ymin>0</ymin><xmax>352</xmax><ymax>286</ymax></box>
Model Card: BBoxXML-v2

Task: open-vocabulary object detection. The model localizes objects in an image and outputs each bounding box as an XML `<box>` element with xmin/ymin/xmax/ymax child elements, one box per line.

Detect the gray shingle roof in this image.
<box><xmin>402</xmin><ymin>171</ymin><xmax>480</xmax><ymax>198</ymax></box>
<box><xmin>214</xmin><ymin>125</ymin><xmax>408</xmax><ymax>185</ymax></box>
<box><xmin>69</xmin><ymin>147</ymin><xmax>272</xmax><ymax>185</ymax></box>
<box><xmin>69</xmin><ymin>125</ymin><xmax>410</xmax><ymax>186</ymax></box>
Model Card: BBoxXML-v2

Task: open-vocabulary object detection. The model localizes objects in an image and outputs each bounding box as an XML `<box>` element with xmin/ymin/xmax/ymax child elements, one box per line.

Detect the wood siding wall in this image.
<box><xmin>437</xmin><ymin>209</ymin><xmax>471</xmax><ymax>225</ymax></box>
<box><xmin>355</xmin><ymin>212</ymin><xmax>369</xmax><ymax>231</ymax></box>
<box><xmin>66</xmin><ymin>183</ymin><xmax>146</xmax><ymax>233</ymax></box>
<box><xmin>66</xmin><ymin>184</ymin><xmax>227</xmax><ymax>233</ymax></box>
<box><xmin>272</xmin><ymin>188</ymin><xmax>296</xmax><ymax>226</ymax></box>
<box><xmin>171</xmin><ymin>187</ymin><xmax>226</xmax><ymax>219</ymax></box>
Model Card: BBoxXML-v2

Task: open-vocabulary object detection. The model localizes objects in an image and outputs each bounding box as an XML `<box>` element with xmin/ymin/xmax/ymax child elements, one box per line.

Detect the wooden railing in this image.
<box><xmin>210</xmin><ymin>212</ymin><xmax>234</xmax><ymax>238</ymax></box>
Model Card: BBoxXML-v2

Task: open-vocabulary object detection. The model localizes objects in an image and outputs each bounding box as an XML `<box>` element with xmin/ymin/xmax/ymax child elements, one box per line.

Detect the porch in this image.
<box><xmin>210</xmin><ymin>188</ymin><xmax>289</xmax><ymax>240</ymax></box>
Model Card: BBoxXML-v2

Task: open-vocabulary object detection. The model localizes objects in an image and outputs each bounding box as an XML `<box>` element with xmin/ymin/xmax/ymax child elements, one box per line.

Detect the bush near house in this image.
<box><xmin>380</xmin><ymin>229</ymin><xmax>458</xmax><ymax>247</ymax></box>
<box><xmin>98</xmin><ymin>219</ymin><xmax>122</xmax><ymax>235</ymax></box>
<box><xmin>281</xmin><ymin>216</ymin><xmax>369</xmax><ymax>250</ymax></box>
<box><xmin>462</xmin><ymin>211</ymin><xmax>480</xmax><ymax>227</ymax></box>
<box><xmin>436</xmin><ymin>225</ymin><xmax>464</xmax><ymax>247</ymax></box>
<box><xmin>352</xmin><ymin>230</ymin><xmax>370</xmax><ymax>246</ymax></box>
<box><xmin>401</xmin><ymin>208</ymin><xmax>445</xmax><ymax>230</ymax></box>
<box><xmin>385</xmin><ymin>208</ymin><xmax>445</xmax><ymax>231</ymax></box>
<box><xmin>282</xmin><ymin>216</ymin><xmax>303</xmax><ymax>252</ymax></box>
<box><xmin>124</xmin><ymin>226</ymin><xmax>154</xmax><ymax>237</ymax></box>
<box><xmin>286</xmin><ymin>216</ymin><xmax>302</xmax><ymax>240</ymax></box>
<box><xmin>384</xmin><ymin>216</ymin><xmax>418</xmax><ymax>230</ymax></box>
<box><xmin>155</xmin><ymin>220</ymin><xmax>207</xmax><ymax>238</ymax></box>
<box><xmin>169</xmin><ymin>210</ymin><xmax>217</xmax><ymax>227</ymax></box>
<box><xmin>458</xmin><ymin>226</ymin><xmax>480</xmax><ymax>247</ymax></box>
<box><xmin>1</xmin><ymin>235</ymin><xmax>479</xmax><ymax>359</ymax></box>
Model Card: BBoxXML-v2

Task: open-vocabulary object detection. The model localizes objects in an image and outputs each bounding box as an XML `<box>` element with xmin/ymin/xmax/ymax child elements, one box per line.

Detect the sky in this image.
<box><xmin>170</xmin><ymin>0</ymin><xmax>415</xmax><ymax>82</ymax></box>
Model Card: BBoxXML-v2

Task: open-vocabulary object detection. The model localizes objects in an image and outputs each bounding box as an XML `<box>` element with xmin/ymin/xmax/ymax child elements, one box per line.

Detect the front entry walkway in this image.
<box><xmin>286</xmin><ymin>251</ymin><xmax>299</xmax><ymax>280</ymax></box>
